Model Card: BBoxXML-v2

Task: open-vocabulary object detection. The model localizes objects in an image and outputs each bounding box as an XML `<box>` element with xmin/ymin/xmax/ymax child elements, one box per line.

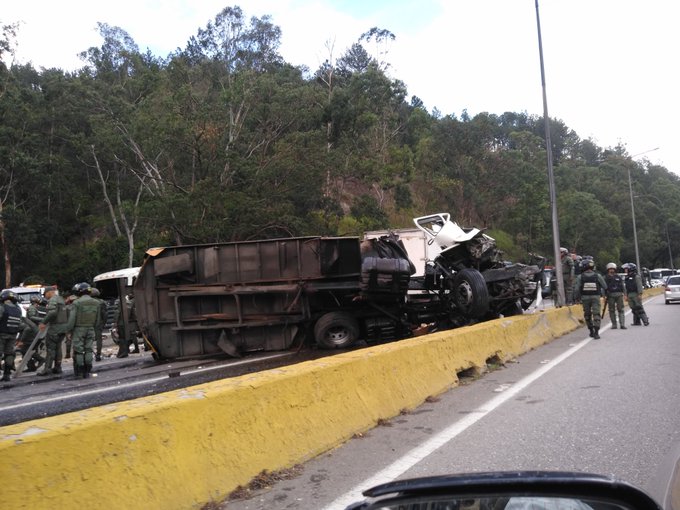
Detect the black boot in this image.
<box><xmin>73</xmin><ymin>363</ymin><xmax>81</xmax><ymax>377</ymax></box>
<box><xmin>1</xmin><ymin>366</ymin><xmax>11</xmax><ymax>382</ymax></box>
<box><xmin>24</xmin><ymin>360</ymin><xmax>38</xmax><ymax>372</ymax></box>
<box><xmin>52</xmin><ymin>362</ymin><xmax>63</xmax><ymax>374</ymax></box>
<box><xmin>593</xmin><ymin>328</ymin><xmax>600</xmax><ymax>339</ymax></box>
<box><xmin>588</xmin><ymin>327</ymin><xmax>595</xmax><ymax>338</ymax></box>
<box><xmin>83</xmin><ymin>364</ymin><xmax>92</xmax><ymax>379</ymax></box>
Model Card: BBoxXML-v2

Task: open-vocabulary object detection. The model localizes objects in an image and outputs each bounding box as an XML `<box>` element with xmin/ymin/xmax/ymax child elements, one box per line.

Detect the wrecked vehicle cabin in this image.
<box><xmin>134</xmin><ymin>213</ymin><xmax>541</xmax><ymax>360</ymax></box>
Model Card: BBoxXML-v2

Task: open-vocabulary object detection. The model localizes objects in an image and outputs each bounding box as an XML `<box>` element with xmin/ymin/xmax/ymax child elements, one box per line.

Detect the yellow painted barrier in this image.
<box><xmin>0</xmin><ymin>305</ymin><xmax>587</xmax><ymax>509</ymax></box>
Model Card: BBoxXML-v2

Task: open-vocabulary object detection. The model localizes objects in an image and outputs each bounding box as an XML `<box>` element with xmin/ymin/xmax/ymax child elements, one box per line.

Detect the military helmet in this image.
<box><xmin>622</xmin><ymin>262</ymin><xmax>637</xmax><ymax>273</ymax></box>
<box><xmin>89</xmin><ymin>287</ymin><xmax>100</xmax><ymax>297</ymax></box>
<box><xmin>582</xmin><ymin>259</ymin><xmax>595</xmax><ymax>271</ymax></box>
<box><xmin>560</xmin><ymin>247</ymin><xmax>568</xmax><ymax>254</ymax></box>
<box><xmin>73</xmin><ymin>282</ymin><xmax>91</xmax><ymax>295</ymax></box>
<box><xmin>606</xmin><ymin>262</ymin><xmax>617</xmax><ymax>271</ymax></box>
<box><xmin>0</xmin><ymin>290</ymin><xmax>18</xmax><ymax>303</ymax></box>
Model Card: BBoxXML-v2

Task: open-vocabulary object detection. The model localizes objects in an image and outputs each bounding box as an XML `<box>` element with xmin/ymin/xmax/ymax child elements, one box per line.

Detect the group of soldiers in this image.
<box><xmin>566</xmin><ymin>254</ymin><xmax>650</xmax><ymax>340</ymax></box>
<box><xmin>0</xmin><ymin>283</ymin><xmax>138</xmax><ymax>383</ymax></box>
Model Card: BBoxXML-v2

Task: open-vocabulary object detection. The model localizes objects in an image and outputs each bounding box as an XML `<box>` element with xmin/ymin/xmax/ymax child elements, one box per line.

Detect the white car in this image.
<box><xmin>665</xmin><ymin>275</ymin><xmax>680</xmax><ymax>304</ymax></box>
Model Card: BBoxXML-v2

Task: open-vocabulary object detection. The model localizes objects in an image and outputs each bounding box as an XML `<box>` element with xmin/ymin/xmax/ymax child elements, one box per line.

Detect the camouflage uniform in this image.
<box><xmin>66</xmin><ymin>291</ymin><xmax>100</xmax><ymax>378</ymax></box>
<box><xmin>90</xmin><ymin>290</ymin><xmax>107</xmax><ymax>361</ymax></box>
<box><xmin>604</xmin><ymin>270</ymin><xmax>627</xmax><ymax>329</ymax></box>
<box><xmin>63</xmin><ymin>296</ymin><xmax>77</xmax><ymax>359</ymax></box>
<box><xmin>574</xmin><ymin>267</ymin><xmax>607</xmax><ymax>339</ymax></box>
<box><xmin>561</xmin><ymin>251</ymin><xmax>575</xmax><ymax>305</ymax></box>
<box><xmin>114</xmin><ymin>296</ymin><xmax>138</xmax><ymax>357</ymax></box>
<box><xmin>625</xmin><ymin>271</ymin><xmax>649</xmax><ymax>326</ymax></box>
<box><xmin>0</xmin><ymin>297</ymin><xmax>23</xmax><ymax>381</ymax></box>
<box><xmin>38</xmin><ymin>289</ymin><xmax>68</xmax><ymax>376</ymax></box>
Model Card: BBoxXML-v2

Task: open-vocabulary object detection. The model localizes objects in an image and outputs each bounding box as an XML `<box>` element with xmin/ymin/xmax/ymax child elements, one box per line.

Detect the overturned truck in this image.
<box><xmin>134</xmin><ymin>213</ymin><xmax>542</xmax><ymax>360</ymax></box>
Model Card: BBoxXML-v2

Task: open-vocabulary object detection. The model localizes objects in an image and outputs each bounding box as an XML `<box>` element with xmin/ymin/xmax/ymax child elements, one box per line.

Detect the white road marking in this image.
<box><xmin>0</xmin><ymin>353</ymin><xmax>292</xmax><ymax>413</ymax></box>
<box><xmin>322</xmin><ymin>333</ymin><xmax>596</xmax><ymax>510</ymax></box>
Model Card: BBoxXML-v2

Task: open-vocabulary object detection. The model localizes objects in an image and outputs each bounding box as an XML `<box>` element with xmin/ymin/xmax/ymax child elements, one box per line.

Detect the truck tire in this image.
<box><xmin>314</xmin><ymin>312</ymin><xmax>360</xmax><ymax>349</ymax></box>
<box><xmin>451</xmin><ymin>268</ymin><xmax>489</xmax><ymax>319</ymax></box>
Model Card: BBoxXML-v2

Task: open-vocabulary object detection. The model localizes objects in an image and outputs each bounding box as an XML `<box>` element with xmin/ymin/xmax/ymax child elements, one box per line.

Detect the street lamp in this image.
<box><xmin>628</xmin><ymin>147</ymin><xmax>660</xmax><ymax>271</ymax></box>
<box><xmin>534</xmin><ymin>0</ymin><xmax>566</xmax><ymax>306</ymax></box>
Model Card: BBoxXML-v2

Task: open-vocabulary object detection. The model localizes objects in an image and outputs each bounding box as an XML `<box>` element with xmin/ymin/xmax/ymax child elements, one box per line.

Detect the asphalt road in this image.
<box><xmin>224</xmin><ymin>295</ymin><xmax>680</xmax><ymax>510</ymax></box>
<box><xmin>0</xmin><ymin>338</ymin><xmax>326</xmax><ymax>426</ymax></box>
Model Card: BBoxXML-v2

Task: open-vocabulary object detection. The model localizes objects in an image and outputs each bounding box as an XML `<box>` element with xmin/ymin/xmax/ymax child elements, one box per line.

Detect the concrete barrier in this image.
<box><xmin>1</xmin><ymin>305</ymin><xmax>588</xmax><ymax>509</ymax></box>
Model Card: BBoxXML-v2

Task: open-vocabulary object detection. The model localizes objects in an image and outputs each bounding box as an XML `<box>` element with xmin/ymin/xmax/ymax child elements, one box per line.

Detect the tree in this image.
<box><xmin>557</xmin><ymin>191</ymin><xmax>623</xmax><ymax>262</ymax></box>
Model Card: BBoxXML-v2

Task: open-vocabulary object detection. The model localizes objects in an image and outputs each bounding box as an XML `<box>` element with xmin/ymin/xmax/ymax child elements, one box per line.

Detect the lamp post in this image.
<box><xmin>628</xmin><ymin>147</ymin><xmax>660</xmax><ymax>271</ymax></box>
<box><xmin>626</xmin><ymin>165</ymin><xmax>641</xmax><ymax>271</ymax></box>
<box><xmin>534</xmin><ymin>0</ymin><xmax>566</xmax><ymax>306</ymax></box>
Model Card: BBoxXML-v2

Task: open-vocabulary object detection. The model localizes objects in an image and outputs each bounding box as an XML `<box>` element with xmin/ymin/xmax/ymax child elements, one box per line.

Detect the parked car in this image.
<box><xmin>665</xmin><ymin>275</ymin><xmax>680</xmax><ymax>304</ymax></box>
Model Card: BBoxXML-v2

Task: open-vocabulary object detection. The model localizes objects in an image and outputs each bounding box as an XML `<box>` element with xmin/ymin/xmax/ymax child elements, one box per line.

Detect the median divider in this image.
<box><xmin>1</xmin><ymin>305</ymin><xmax>585</xmax><ymax>509</ymax></box>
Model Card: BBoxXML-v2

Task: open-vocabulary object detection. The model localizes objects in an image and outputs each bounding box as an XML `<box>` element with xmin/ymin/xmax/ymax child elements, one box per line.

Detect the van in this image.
<box><xmin>93</xmin><ymin>267</ymin><xmax>140</xmax><ymax>329</ymax></box>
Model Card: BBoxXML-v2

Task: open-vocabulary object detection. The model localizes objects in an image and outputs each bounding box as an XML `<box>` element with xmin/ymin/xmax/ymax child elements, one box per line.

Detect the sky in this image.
<box><xmin>3</xmin><ymin>0</ymin><xmax>679</xmax><ymax>174</ymax></box>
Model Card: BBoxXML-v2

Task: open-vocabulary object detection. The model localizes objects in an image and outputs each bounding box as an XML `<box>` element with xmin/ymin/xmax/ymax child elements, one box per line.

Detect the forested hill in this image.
<box><xmin>1</xmin><ymin>7</ymin><xmax>679</xmax><ymax>288</ymax></box>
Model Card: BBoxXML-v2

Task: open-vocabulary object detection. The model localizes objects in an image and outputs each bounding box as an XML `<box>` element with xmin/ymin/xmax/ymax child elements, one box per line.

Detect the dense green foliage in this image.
<box><xmin>1</xmin><ymin>7</ymin><xmax>679</xmax><ymax>288</ymax></box>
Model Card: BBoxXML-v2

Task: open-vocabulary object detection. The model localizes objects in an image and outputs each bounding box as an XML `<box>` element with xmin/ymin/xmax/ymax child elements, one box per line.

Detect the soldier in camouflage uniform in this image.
<box><xmin>0</xmin><ymin>290</ymin><xmax>23</xmax><ymax>382</ymax></box>
<box><xmin>63</xmin><ymin>294</ymin><xmax>78</xmax><ymax>359</ymax></box>
<box><xmin>560</xmin><ymin>247</ymin><xmax>575</xmax><ymax>305</ymax></box>
<box><xmin>622</xmin><ymin>263</ymin><xmax>649</xmax><ymax>326</ymax></box>
<box><xmin>38</xmin><ymin>286</ymin><xmax>69</xmax><ymax>376</ymax></box>
<box><xmin>89</xmin><ymin>287</ymin><xmax>107</xmax><ymax>361</ymax></box>
<box><xmin>604</xmin><ymin>262</ymin><xmax>627</xmax><ymax>330</ymax></box>
<box><xmin>65</xmin><ymin>282</ymin><xmax>100</xmax><ymax>378</ymax></box>
<box><xmin>573</xmin><ymin>259</ymin><xmax>607</xmax><ymax>339</ymax></box>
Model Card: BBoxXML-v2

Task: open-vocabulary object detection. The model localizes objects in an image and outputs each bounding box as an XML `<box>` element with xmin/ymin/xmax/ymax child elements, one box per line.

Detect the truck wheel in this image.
<box><xmin>314</xmin><ymin>313</ymin><xmax>360</xmax><ymax>349</ymax></box>
<box><xmin>451</xmin><ymin>268</ymin><xmax>489</xmax><ymax>319</ymax></box>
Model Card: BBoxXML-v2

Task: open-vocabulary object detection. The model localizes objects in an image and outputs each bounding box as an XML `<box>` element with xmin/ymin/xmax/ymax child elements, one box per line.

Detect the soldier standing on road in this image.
<box><xmin>0</xmin><ymin>290</ymin><xmax>23</xmax><ymax>382</ymax></box>
<box><xmin>573</xmin><ymin>259</ymin><xmax>607</xmax><ymax>339</ymax></box>
<box><xmin>604</xmin><ymin>263</ymin><xmax>627</xmax><ymax>330</ymax></box>
<box><xmin>561</xmin><ymin>247</ymin><xmax>575</xmax><ymax>305</ymax></box>
<box><xmin>37</xmin><ymin>286</ymin><xmax>68</xmax><ymax>376</ymax></box>
<box><xmin>63</xmin><ymin>294</ymin><xmax>78</xmax><ymax>359</ymax></box>
<box><xmin>622</xmin><ymin>263</ymin><xmax>650</xmax><ymax>326</ymax></box>
<box><xmin>65</xmin><ymin>282</ymin><xmax>99</xmax><ymax>378</ymax></box>
<box><xmin>89</xmin><ymin>287</ymin><xmax>107</xmax><ymax>361</ymax></box>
